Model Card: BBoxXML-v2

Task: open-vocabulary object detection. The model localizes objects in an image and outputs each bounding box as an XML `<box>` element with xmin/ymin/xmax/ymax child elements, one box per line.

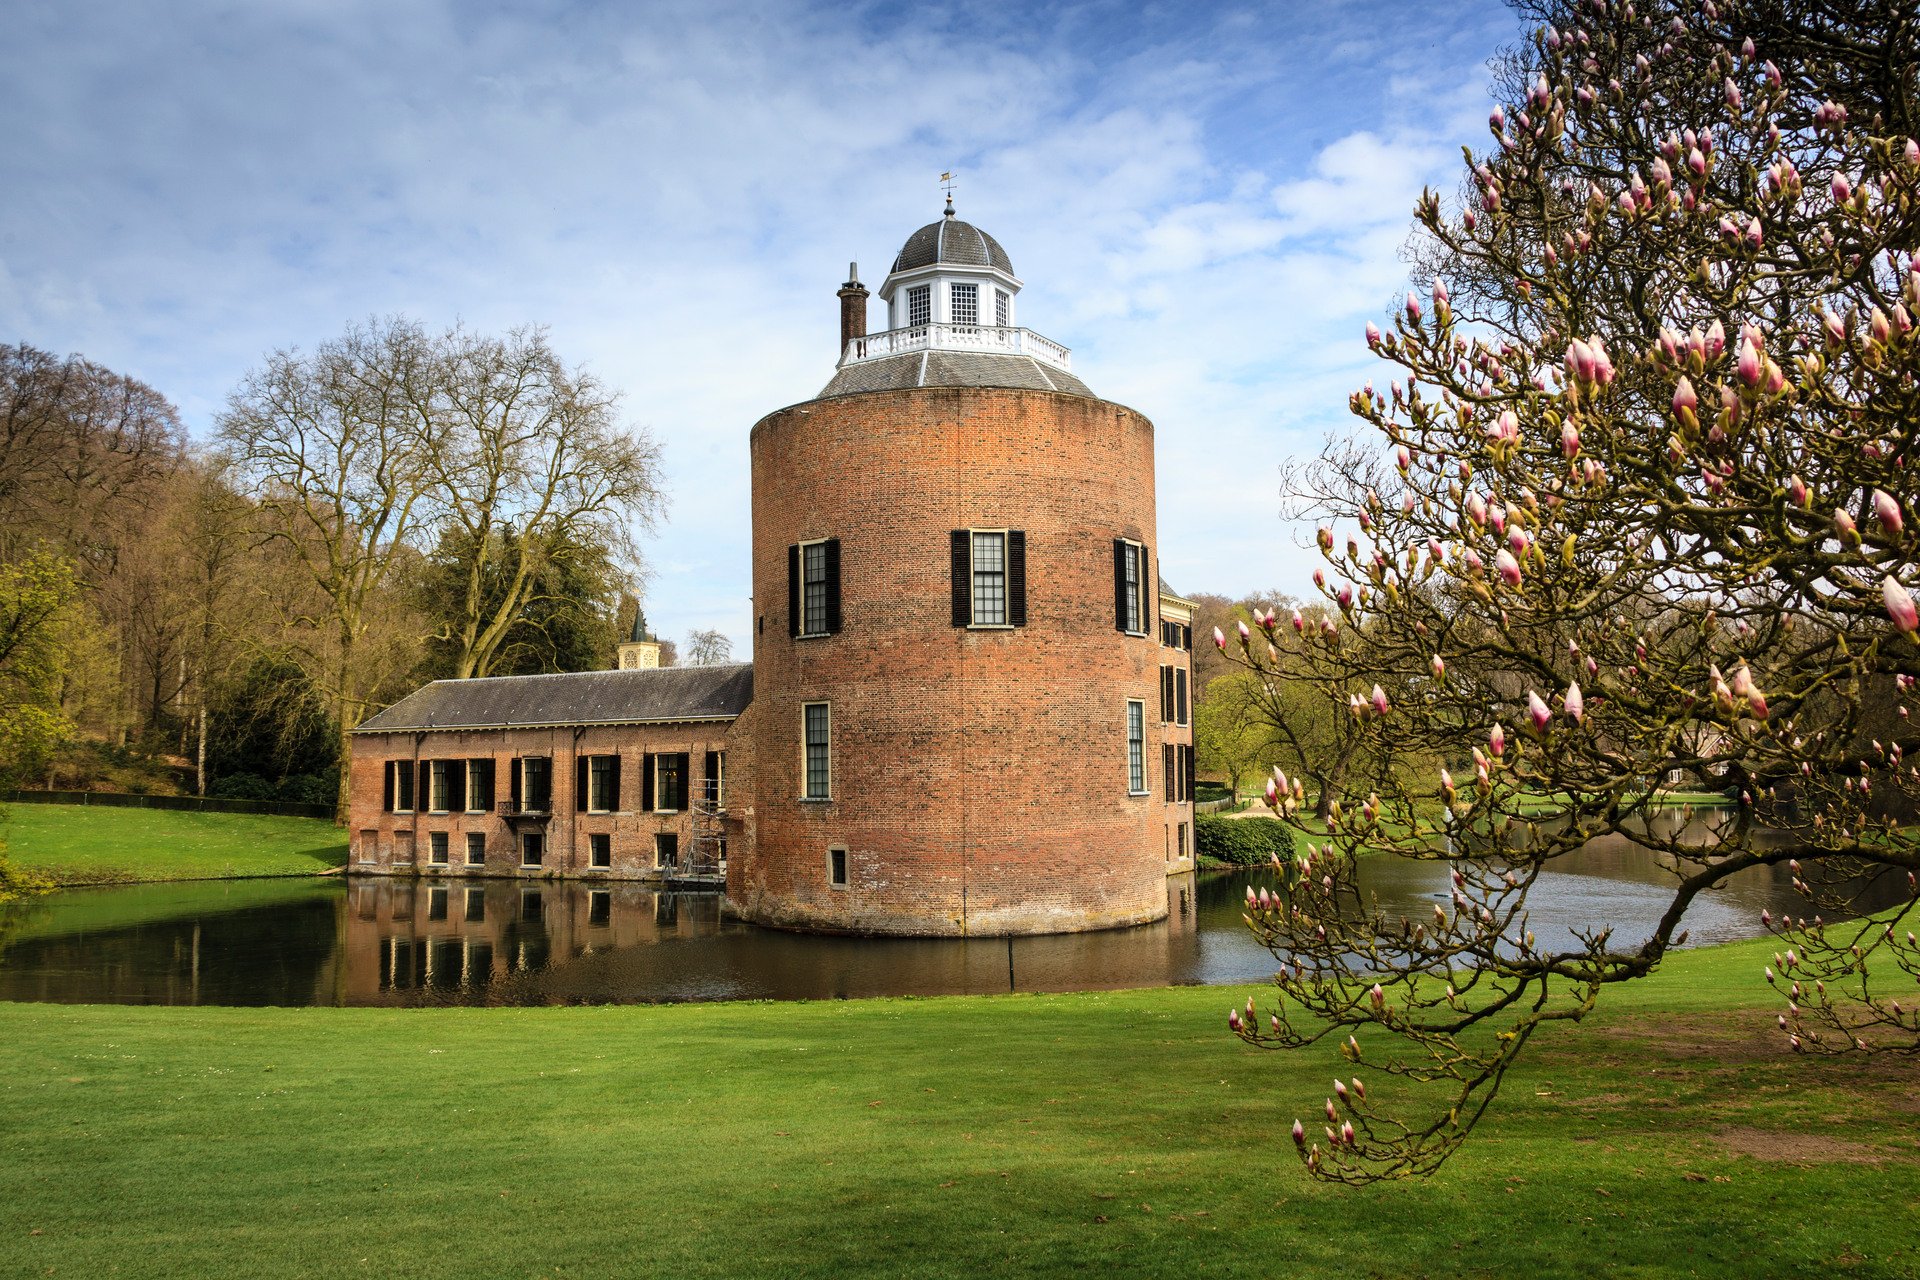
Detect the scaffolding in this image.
<box><xmin>684</xmin><ymin>775</ymin><xmax>728</xmax><ymax>881</ymax></box>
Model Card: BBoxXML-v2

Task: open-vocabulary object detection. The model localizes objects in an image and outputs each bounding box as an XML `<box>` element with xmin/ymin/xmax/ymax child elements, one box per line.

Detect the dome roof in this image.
<box><xmin>891</xmin><ymin>207</ymin><xmax>1014</xmax><ymax>276</ymax></box>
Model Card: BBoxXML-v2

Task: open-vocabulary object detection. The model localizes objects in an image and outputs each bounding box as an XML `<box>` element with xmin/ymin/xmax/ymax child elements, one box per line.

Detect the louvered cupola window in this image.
<box><xmin>950</xmin><ymin>283</ymin><xmax>978</xmax><ymax>326</ymax></box>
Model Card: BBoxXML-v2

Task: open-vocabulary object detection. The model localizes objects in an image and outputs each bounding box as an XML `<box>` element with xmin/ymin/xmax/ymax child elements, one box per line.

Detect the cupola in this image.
<box><xmin>617</xmin><ymin>606</ymin><xmax>661</xmax><ymax>670</ymax></box>
<box><xmin>877</xmin><ymin>197</ymin><xmax>1022</xmax><ymax>333</ymax></box>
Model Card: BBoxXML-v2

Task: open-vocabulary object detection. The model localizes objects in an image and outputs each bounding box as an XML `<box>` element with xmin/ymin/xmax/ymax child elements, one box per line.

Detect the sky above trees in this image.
<box><xmin>0</xmin><ymin>0</ymin><xmax>1516</xmax><ymax>648</ymax></box>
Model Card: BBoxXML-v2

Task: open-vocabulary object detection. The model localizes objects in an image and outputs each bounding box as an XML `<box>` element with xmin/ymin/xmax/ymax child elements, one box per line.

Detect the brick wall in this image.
<box><xmin>739</xmin><ymin>385</ymin><xmax>1180</xmax><ymax>936</ymax></box>
<box><xmin>348</xmin><ymin>723</ymin><xmax>747</xmax><ymax>880</ymax></box>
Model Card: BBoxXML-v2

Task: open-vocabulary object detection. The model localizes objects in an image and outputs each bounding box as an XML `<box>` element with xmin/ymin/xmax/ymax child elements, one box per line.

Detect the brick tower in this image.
<box><xmin>730</xmin><ymin>201</ymin><xmax>1196</xmax><ymax>936</ymax></box>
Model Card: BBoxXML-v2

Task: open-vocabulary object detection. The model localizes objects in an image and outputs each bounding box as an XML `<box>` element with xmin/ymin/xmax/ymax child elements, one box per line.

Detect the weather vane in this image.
<box><xmin>940</xmin><ymin>171</ymin><xmax>957</xmax><ymax>199</ymax></box>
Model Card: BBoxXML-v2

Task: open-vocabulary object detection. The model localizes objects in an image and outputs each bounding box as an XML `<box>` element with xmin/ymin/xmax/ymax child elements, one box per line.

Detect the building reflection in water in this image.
<box><xmin>346</xmin><ymin>874</ymin><xmax>1206</xmax><ymax>1007</ymax></box>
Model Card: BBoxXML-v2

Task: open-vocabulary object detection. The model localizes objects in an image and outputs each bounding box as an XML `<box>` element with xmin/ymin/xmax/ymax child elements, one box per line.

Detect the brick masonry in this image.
<box><xmin>738</xmin><ymin>385</ymin><xmax>1193</xmax><ymax>936</ymax></box>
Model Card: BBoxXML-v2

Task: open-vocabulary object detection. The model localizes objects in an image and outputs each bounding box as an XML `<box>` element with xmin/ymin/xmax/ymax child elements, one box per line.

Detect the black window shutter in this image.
<box><xmin>1112</xmin><ymin>540</ymin><xmax>1128</xmax><ymax>631</ymax></box>
<box><xmin>1163</xmin><ymin>744</ymin><xmax>1175</xmax><ymax>801</ymax></box>
<box><xmin>1143</xmin><ymin>546</ymin><xmax>1154</xmax><ymax>635</ymax></box>
<box><xmin>824</xmin><ymin>538</ymin><xmax>842</xmax><ymax>634</ymax></box>
<box><xmin>1160</xmin><ymin>666</ymin><xmax>1172</xmax><ymax>723</ymax></box>
<box><xmin>576</xmin><ymin>755</ymin><xmax>589</xmax><ymax>809</ymax></box>
<box><xmin>383</xmin><ymin>761</ymin><xmax>395</xmax><ymax>812</ymax></box>
<box><xmin>478</xmin><ymin>759</ymin><xmax>495</xmax><ymax>811</ymax></box>
<box><xmin>510</xmin><ymin>758</ymin><xmax>522</xmax><ymax>810</ymax></box>
<box><xmin>1007</xmin><ymin>531</ymin><xmax>1026</xmax><ymax>626</ymax></box>
<box><xmin>1184</xmin><ymin>745</ymin><xmax>1195</xmax><ymax>803</ymax></box>
<box><xmin>704</xmin><ymin>750</ymin><xmax>718</xmax><ymax>799</ymax></box>
<box><xmin>608</xmin><ymin>756</ymin><xmax>621</xmax><ymax>812</ymax></box>
<box><xmin>448</xmin><ymin>760</ymin><xmax>465</xmax><ymax>813</ymax></box>
<box><xmin>950</xmin><ymin>531</ymin><xmax>970</xmax><ymax>626</ymax></box>
<box><xmin>1176</xmin><ymin>668</ymin><xmax>1189</xmax><ymax>726</ymax></box>
<box><xmin>675</xmin><ymin>753</ymin><xmax>692</xmax><ymax>812</ymax></box>
<box><xmin>787</xmin><ymin>544</ymin><xmax>800</xmax><ymax>637</ymax></box>
<box><xmin>641</xmin><ymin>754</ymin><xmax>655</xmax><ymax>812</ymax></box>
<box><xmin>1182</xmin><ymin>624</ymin><xmax>1192</xmax><ymax>651</ymax></box>
<box><xmin>418</xmin><ymin>761</ymin><xmax>431</xmax><ymax>810</ymax></box>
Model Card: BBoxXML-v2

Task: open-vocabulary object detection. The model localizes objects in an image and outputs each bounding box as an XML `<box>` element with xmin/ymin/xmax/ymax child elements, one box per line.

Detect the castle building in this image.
<box><xmin>349</xmin><ymin>203</ymin><xmax>1196</xmax><ymax>937</ymax></box>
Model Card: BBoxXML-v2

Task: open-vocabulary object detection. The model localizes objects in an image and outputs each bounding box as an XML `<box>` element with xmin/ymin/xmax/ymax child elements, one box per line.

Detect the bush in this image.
<box><xmin>1194</xmin><ymin>814</ymin><xmax>1292</xmax><ymax>866</ymax></box>
<box><xmin>208</xmin><ymin>773</ymin><xmax>276</xmax><ymax>801</ymax></box>
<box><xmin>275</xmin><ymin>772</ymin><xmax>337</xmax><ymax>804</ymax></box>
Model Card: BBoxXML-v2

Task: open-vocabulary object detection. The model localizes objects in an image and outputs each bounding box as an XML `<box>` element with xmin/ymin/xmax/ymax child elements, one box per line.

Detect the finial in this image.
<box><xmin>944</xmin><ymin>196</ymin><xmax>954</xmax><ymax>218</ymax></box>
<box><xmin>940</xmin><ymin>169</ymin><xmax>957</xmax><ymax>217</ymax></box>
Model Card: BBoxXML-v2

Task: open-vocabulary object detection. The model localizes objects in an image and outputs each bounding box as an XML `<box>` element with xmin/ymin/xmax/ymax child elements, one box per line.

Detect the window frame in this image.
<box><xmin>908</xmin><ymin>284</ymin><xmax>931</xmax><ymax>327</ymax></box>
<box><xmin>589</xmin><ymin>832</ymin><xmax>612</xmax><ymax>868</ymax></box>
<box><xmin>521</xmin><ymin>757</ymin><xmax>552</xmax><ymax>813</ymax></box>
<box><xmin>390</xmin><ymin>761</ymin><xmax>415</xmax><ymax>814</ymax></box>
<box><xmin>588</xmin><ymin>755</ymin><xmax>615</xmax><ymax>813</ymax></box>
<box><xmin>1126</xmin><ymin>700</ymin><xmax>1147</xmax><ymax>795</ymax></box>
<box><xmin>827</xmin><ymin>845</ymin><xmax>849</xmax><ymax>889</ymax></box>
<box><xmin>654</xmin><ymin>832</ymin><xmax>679</xmax><ymax>869</ymax></box>
<box><xmin>654</xmin><ymin>753</ymin><xmax>686</xmax><ymax>813</ymax></box>
<box><xmin>428</xmin><ymin>760</ymin><xmax>451</xmax><ymax>813</ymax></box>
<box><xmin>949</xmin><ymin>282</ymin><xmax>978</xmax><ymax>326</ymax></box>
<box><xmin>465</xmin><ymin>832</ymin><xmax>486</xmax><ymax>865</ymax></box>
<box><xmin>801</xmin><ymin>701</ymin><xmax>832</xmax><ymax>801</ymax></box>
<box><xmin>969</xmin><ymin>528</ymin><xmax>1009</xmax><ymax>628</ymax></box>
<box><xmin>465</xmin><ymin>759</ymin><xmax>491</xmax><ymax>813</ymax></box>
<box><xmin>995</xmin><ymin>288</ymin><xmax>1010</xmax><ymax>327</ymax></box>
<box><xmin>1115</xmin><ymin>539</ymin><xmax>1146</xmax><ymax>636</ymax></box>
<box><xmin>520</xmin><ymin>832</ymin><xmax>544</xmax><ymax>868</ymax></box>
<box><xmin>797</xmin><ymin>537</ymin><xmax>832</xmax><ymax>638</ymax></box>
<box><xmin>429</xmin><ymin>831</ymin><xmax>449</xmax><ymax>864</ymax></box>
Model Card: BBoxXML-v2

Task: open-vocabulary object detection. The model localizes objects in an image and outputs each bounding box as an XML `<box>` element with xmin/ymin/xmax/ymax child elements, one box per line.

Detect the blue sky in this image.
<box><xmin>1</xmin><ymin>0</ymin><xmax>1520</xmax><ymax>652</ymax></box>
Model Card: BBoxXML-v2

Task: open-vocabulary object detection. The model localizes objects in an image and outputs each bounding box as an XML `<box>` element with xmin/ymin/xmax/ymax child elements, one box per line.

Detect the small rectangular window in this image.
<box><xmin>428</xmin><ymin>886</ymin><xmax>448</xmax><ymax>921</ymax></box>
<box><xmin>429</xmin><ymin>832</ymin><xmax>449</xmax><ymax>864</ymax></box>
<box><xmin>465</xmin><ymin>832</ymin><xmax>486</xmax><ymax>865</ymax></box>
<box><xmin>1178</xmin><ymin>822</ymin><xmax>1190</xmax><ymax>861</ymax></box>
<box><xmin>655</xmin><ymin>832</ymin><xmax>679</xmax><ymax>869</ymax></box>
<box><xmin>521</xmin><ymin>833</ymin><xmax>544</xmax><ymax>867</ymax></box>
<box><xmin>464</xmin><ymin>887</ymin><xmax>485</xmax><ymax>922</ymax></box>
<box><xmin>429</xmin><ymin>761</ymin><xmax>451</xmax><ymax>812</ymax></box>
<box><xmin>589</xmin><ymin>890</ymin><xmax>611</xmax><ymax>927</ymax></box>
<box><xmin>950</xmin><ymin>282</ymin><xmax>978</xmax><ymax>326</ymax></box>
<box><xmin>589</xmin><ymin>756</ymin><xmax>614</xmax><ymax>811</ymax></box>
<box><xmin>802</xmin><ymin>540</ymin><xmax>829</xmax><ymax>636</ymax></box>
<box><xmin>972</xmin><ymin>531</ymin><xmax>1006</xmax><ymax>625</ymax></box>
<box><xmin>803</xmin><ymin>703</ymin><xmax>832</xmax><ymax>799</ymax></box>
<box><xmin>590</xmin><ymin>833</ymin><xmax>611</xmax><ymax>868</ymax></box>
<box><xmin>995</xmin><ymin>289</ymin><xmax>1009</xmax><ymax>326</ymax></box>
<box><xmin>828</xmin><ymin>846</ymin><xmax>848</xmax><ymax>888</ymax></box>
<box><xmin>1127</xmin><ymin>701</ymin><xmax>1146</xmax><ymax>794</ymax></box>
<box><xmin>392</xmin><ymin>761</ymin><xmax>415</xmax><ymax>812</ymax></box>
<box><xmin>908</xmin><ymin>284</ymin><xmax>931</xmax><ymax>327</ymax></box>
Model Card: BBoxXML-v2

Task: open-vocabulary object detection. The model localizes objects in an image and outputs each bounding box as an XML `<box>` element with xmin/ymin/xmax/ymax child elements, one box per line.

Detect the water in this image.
<box><xmin>0</xmin><ymin>823</ymin><xmax>1899</xmax><ymax>1007</ymax></box>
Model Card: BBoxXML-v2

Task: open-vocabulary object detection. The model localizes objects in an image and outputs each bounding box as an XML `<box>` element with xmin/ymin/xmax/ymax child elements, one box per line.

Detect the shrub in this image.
<box><xmin>1194</xmin><ymin>814</ymin><xmax>1292</xmax><ymax>866</ymax></box>
<box><xmin>208</xmin><ymin>773</ymin><xmax>275</xmax><ymax>801</ymax></box>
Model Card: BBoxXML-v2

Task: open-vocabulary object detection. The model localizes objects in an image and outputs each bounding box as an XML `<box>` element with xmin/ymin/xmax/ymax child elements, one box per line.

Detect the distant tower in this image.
<box><xmin>734</xmin><ymin>199</ymin><xmax>1189</xmax><ymax>937</ymax></box>
<box><xmin>617</xmin><ymin>606</ymin><xmax>662</xmax><ymax>670</ymax></box>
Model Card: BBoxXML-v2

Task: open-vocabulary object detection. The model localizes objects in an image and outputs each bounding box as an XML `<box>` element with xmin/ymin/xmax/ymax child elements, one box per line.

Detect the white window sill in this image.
<box><xmin>967</xmin><ymin>623</ymin><xmax>1014</xmax><ymax>630</ymax></box>
<box><xmin>1128</xmin><ymin>790</ymin><xmax>1151</xmax><ymax>797</ymax></box>
<box><xmin>798</xmin><ymin>796</ymin><xmax>834</xmax><ymax>804</ymax></box>
<box><xmin>795</xmin><ymin>631</ymin><xmax>831</xmax><ymax>640</ymax></box>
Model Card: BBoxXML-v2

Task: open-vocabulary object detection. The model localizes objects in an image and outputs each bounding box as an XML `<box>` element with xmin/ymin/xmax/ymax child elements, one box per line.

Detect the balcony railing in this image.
<box><xmin>840</xmin><ymin>324</ymin><xmax>1071</xmax><ymax>372</ymax></box>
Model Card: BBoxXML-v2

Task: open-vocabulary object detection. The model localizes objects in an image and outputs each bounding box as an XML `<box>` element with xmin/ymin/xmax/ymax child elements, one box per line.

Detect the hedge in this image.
<box><xmin>1194</xmin><ymin>814</ymin><xmax>1292</xmax><ymax>865</ymax></box>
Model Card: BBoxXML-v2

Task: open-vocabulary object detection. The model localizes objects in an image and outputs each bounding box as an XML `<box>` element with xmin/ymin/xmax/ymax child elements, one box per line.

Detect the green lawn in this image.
<box><xmin>2</xmin><ymin>936</ymin><xmax>1914</xmax><ymax>1278</ymax></box>
<box><xmin>0</xmin><ymin>803</ymin><xmax>347</xmax><ymax>884</ymax></box>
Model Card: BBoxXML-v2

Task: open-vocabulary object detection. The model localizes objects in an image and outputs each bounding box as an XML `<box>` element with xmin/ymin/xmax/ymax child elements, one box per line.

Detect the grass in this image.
<box><xmin>1</xmin><ymin>936</ymin><xmax>1915</xmax><ymax>1278</ymax></box>
<box><xmin>0</xmin><ymin>803</ymin><xmax>347</xmax><ymax>884</ymax></box>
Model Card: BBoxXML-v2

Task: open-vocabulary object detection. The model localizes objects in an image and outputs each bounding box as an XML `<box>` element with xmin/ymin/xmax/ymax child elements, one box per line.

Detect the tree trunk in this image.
<box><xmin>196</xmin><ymin>705</ymin><xmax>206</xmax><ymax>796</ymax></box>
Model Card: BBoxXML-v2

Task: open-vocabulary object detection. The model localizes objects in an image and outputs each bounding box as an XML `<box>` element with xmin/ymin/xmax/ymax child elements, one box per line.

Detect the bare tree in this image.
<box><xmin>683</xmin><ymin>628</ymin><xmax>733</xmax><ymax>666</ymax></box>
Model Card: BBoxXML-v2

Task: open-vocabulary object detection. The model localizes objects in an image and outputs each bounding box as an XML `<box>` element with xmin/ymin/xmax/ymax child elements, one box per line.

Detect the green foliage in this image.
<box><xmin>414</xmin><ymin>524</ymin><xmax>623</xmax><ymax>678</ymax></box>
<box><xmin>0</xmin><ymin>550</ymin><xmax>79</xmax><ymax>785</ymax></box>
<box><xmin>204</xmin><ymin>654</ymin><xmax>337</xmax><ymax>786</ymax></box>
<box><xmin>207</xmin><ymin>773</ymin><xmax>277</xmax><ymax>801</ymax></box>
<box><xmin>1194</xmin><ymin>814</ymin><xmax>1291</xmax><ymax>865</ymax></box>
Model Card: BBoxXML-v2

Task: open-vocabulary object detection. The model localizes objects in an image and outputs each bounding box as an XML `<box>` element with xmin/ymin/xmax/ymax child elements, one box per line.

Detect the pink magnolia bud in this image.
<box><xmin>1495</xmin><ymin>548</ymin><xmax>1523</xmax><ymax>587</ymax></box>
<box><xmin>1238</xmin><ymin>619</ymin><xmax>1252</xmax><ymax>644</ymax></box>
<box><xmin>1874</xmin><ymin>488</ymin><xmax>1904</xmax><ymax>534</ymax></box>
<box><xmin>1228</xmin><ymin>1008</ymin><xmax>1242</xmax><ymax>1031</ymax></box>
<box><xmin>1825</xmin><ymin>310</ymin><xmax>1847</xmax><ymax>345</ymax></box>
<box><xmin>1789</xmin><ymin>474</ymin><xmax>1809</xmax><ymax>507</ymax></box>
<box><xmin>1291</xmin><ymin>608</ymin><xmax>1304</xmax><ymax>632</ymax></box>
<box><xmin>1741</xmin><ymin>35</ymin><xmax>1755</xmax><ymax>60</ymax></box>
<box><xmin>1527</xmin><ymin>689</ymin><xmax>1552</xmax><ymax>735</ymax></box>
<box><xmin>1292</xmin><ymin>1119</ymin><xmax>1306</xmax><ymax>1147</ymax></box>
<box><xmin>1765</xmin><ymin>60</ymin><xmax>1782</xmax><ymax>86</ymax></box>
<box><xmin>1213</xmin><ymin>626</ymin><xmax>1227</xmax><ymax>650</ymax></box>
<box><xmin>1887</xmin><ymin>574</ymin><xmax>1920</xmax><ymax>636</ymax></box>
<box><xmin>1834</xmin><ymin>507</ymin><xmax>1858</xmax><ymax>544</ymax></box>
<box><xmin>1433</xmin><ymin>277</ymin><xmax>1450</xmax><ymax>313</ymax></box>
<box><xmin>1368</xmin><ymin>983</ymin><xmax>1385</xmax><ymax>1008</ymax></box>
<box><xmin>1725</xmin><ymin>78</ymin><xmax>1742</xmax><ymax>110</ymax></box>
<box><xmin>1395</xmin><ymin>445</ymin><xmax>1411</xmax><ymax>471</ymax></box>
<box><xmin>1561</xmin><ymin>422</ymin><xmax>1580</xmax><ymax>458</ymax></box>
<box><xmin>1704</xmin><ymin>320</ymin><xmax>1725</xmax><ymax>359</ymax></box>
<box><xmin>1366</xmin><ymin>321</ymin><xmax>1382</xmax><ymax>347</ymax></box>
<box><xmin>1489</xmin><ymin>723</ymin><xmax>1506</xmax><ymax>757</ymax></box>
<box><xmin>1338</xmin><ymin>583</ymin><xmax>1354</xmax><ymax>610</ymax></box>
<box><xmin>1737</xmin><ymin>342</ymin><xmax>1762</xmax><ymax>386</ymax></box>
<box><xmin>1406</xmin><ymin>295</ymin><xmax>1422</xmax><ymax>323</ymax></box>
<box><xmin>1431</xmin><ymin>653</ymin><xmax>1446</xmax><ymax>679</ymax></box>
<box><xmin>1497</xmin><ymin>409</ymin><xmax>1519</xmax><ymax>441</ymax></box>
<box><xmin>1564</xmin><ymin>681</ymin><xmax>1584</xmax><ymax>724</ymax></box>
<box><xmin>1832</xmin><ymin>172</ymin><xmax>1852</xmax><ymax>203</ymax></box>
<box><xmin>1490</xmin><ymin>105</ymin><xmax>1505</xmax><ymax>133</ymax></box>
<box><xmin>1317</xmin><ymin>525</ymin><xmax>1333</xmax><ymax>552</ymax></box>
<box><xmin>1746</xmin><ymin>217</ymin><xmax>1762</xmax><ymax>248</ymax></box>
<box><xmin>1871</xmin><ymin>308</ymin><xmax>1892</xmax><ymax>345</ymax></box>
<box><xmin>1312</xmin><ymin>568</ymin><xmax>1326</xmax><ymax>589</ymax></box>
<box><xmin>1672</xmin><ymin>377</ymin><xmax>1698</xmax><ymax>422</ymax></box>
<box><xmin>1371</xmin><ymin>684</ymin><xmax>1389</xmax><ymax>716</ymax></box>
<box><xmin>1466</xmin><ymin>494</ymin><xmax>1488</xmax><ymax>527</ymax></box>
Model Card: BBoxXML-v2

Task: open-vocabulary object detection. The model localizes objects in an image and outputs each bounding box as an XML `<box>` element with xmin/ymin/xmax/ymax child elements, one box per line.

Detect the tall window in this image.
<box><xmin>1127</xmin><ymin>701</ymin><xmax>1146</xmax><ymax>794</ymax></box>
<box><xmin>465</xmin><ymin>833</ymin><xmax>486</xmax><ymax>865</ymax></box>
<box><xmin>995</xmin><ymin>289</ymin><xmax>1009</xmax><ymax>326</ymax></box>
<box><xmin>950</xmin><ymin>283</ymin><xmax>978</xmax><ymax>326</ymax></box>
<box><xmin>1114</xmin><ymin>540</ymin><xmax>1144</xmax><ymax>634</ymax></box>
<box><xmin>803</xmin><ymin>703</ymin><xmax>831</xmax><ymax>800</ymax></box>
<box><xmin>429</xmin><ymin>760</ymin><xmax>451</xmax><ymax>812</ymax></box>
<box><xmin>429</xmin><ymin>832</ymin><xmax>448</xmax><ymax>864</ymax></box>
<box><xmin>465</xmin><ymin>759</ymin><xmax>493</xmax><ymax>811</ymax></box>
<box><xmin>522</xmin><ymin>757</ymin><xmax>551</xmax><ymax>812</ymax></box>
<box><xmin>908</xmin><ymin>284</ymin><xmax>931</xmax><ymax>327</ymax></box>
<box><xmin>972</xmin><ymin>531</ymin><xmax>1005</xmax><ymax>625</ymax></box>
<box><xmin>951</xmin><ymin>530</ymin><xmax>1024</xmax><ymax>627</ymax></box>
<box><xmin>589</xmin><ymin>833</ymin><xmax>611</xmax><ymax>868</ymax></box>
<box><xmin>589</xmin><ymin>756</ymin><xmax>615</xmax><ymax>811</ymax></box>
<box><xmin>803</xmin><ymin>541</ymin><xmax>829</xmax><ymax>635</ymax></box>
<box><xmin>387</xmin><ymin>761</ymin><xmax>415</xmax><ymax>812</ymax></box>
<box><xmin>655</xmin><ymin>753</ymin><xmax>686</xmax><ymax>811</ymax></box>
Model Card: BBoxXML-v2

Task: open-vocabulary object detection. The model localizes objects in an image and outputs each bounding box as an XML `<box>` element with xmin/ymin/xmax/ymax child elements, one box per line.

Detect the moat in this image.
<box><xmin>5</xmin><ymin>815</ymin><xmax>1899</xmax><ymax>1007</ymax></box>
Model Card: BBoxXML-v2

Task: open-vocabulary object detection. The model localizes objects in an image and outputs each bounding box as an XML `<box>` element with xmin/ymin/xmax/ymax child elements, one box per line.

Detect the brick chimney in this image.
<box><xmin>836</xmin><ymin>262</ymin><xmax>868</xmax><ymax>358</ymax></box>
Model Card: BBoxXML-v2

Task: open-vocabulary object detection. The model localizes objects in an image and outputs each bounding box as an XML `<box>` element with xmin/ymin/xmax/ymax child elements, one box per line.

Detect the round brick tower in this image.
<box><xmin>731</xmin><ymin>204</ymin><xmax>1182</xmax><ymax>936</ymax></box>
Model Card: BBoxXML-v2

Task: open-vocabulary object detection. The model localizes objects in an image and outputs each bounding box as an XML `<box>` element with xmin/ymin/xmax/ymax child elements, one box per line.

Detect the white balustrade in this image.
<box><xmin>840</xmin><ymin>324</ymin><xmax>1072</xmax><ymax>372</ymax></box>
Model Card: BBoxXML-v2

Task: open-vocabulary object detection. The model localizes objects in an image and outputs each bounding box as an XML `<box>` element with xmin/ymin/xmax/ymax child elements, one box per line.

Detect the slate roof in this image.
<box><xmin>891</xmin><ymin>217</ymin><xmax>1014</xmax><ymax>275</ymax></box>
<box><xmin>353</xmin><ymin>664</ymin><xmax>754</xmax><ymax>733</ymax></box>
<box><xmin>816</xmin><ymin>350</ymin><xmax>1095</xmax><ymax>400</ymax></box>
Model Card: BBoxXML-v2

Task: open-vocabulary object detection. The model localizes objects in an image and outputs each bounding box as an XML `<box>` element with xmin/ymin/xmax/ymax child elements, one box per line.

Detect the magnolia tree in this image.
<box><xmin>1219</xmin><ymin>0</ymin><xmax>1920</xmax><ymax>1183</ymax></box>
